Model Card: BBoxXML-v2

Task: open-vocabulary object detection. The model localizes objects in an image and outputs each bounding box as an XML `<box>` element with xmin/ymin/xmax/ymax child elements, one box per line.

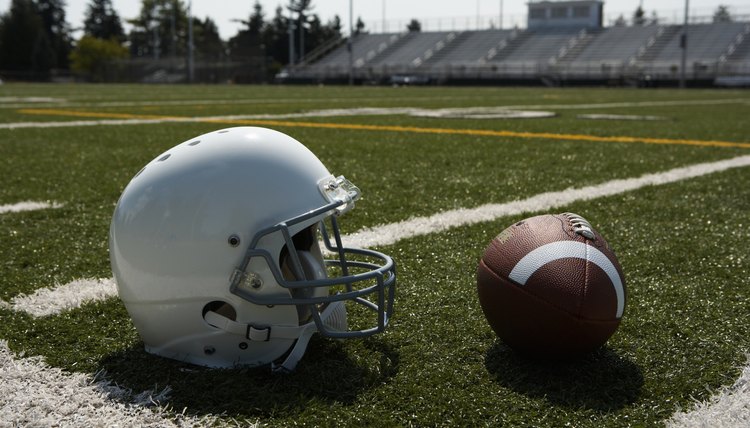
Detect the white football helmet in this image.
<box><xmin>110</xmin><ymin>127</ymin><xmax>395</xmax><ymax>371</ymax></box>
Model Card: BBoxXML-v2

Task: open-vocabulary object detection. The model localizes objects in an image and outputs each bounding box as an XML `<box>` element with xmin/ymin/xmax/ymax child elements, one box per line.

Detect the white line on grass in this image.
<box><xmin>3</xmin><ymin>98</ymin><xmax>749</xmax><ymax>129</ymax></box>
<box><xmin>0</xmin><ymin>201</ymin><xmax>62</xmax><ymax>214</ymax></box>
<box><xmin>1</xmin><ymin>155</ymin><xmax>749</xmax><ymax>427</ymax></box>
<box><xmin>7</xmin><ymin>278</ymin><xmax>117</xmax><ymax>317</ymax></box>
<box><xmin>0</xmin><ymin>96</ymin><xmax>745</xmax><ymax>110</ymax></box>
<box><xmin>0</xmin><ymin>340</ymin><xmax>219</xmax><ymax>427</ymax></box>
<box><xmin>341</xmin><ymin>154</ymin><xmax>750</xmax><ymax>249</ymax></box>
<box><xmin>667</xmin><ymin>356</ymin><xmax>750</xmax><ymax>428</ymax></box>
<box><xmin>5</xmin><ymin>155</ymin><xmax>750</xmax><ymax>319</ymax></box>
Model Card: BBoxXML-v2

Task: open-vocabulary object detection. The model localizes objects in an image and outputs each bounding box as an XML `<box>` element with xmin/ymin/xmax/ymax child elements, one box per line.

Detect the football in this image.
<box><xmin>477</xmin><ymin>213</ymin><xmax>626</xmax><ymax>358</ymax></box>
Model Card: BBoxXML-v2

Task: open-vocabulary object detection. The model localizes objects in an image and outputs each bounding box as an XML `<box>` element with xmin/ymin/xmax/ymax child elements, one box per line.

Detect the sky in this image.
<box><xmin>0</xmin><ymin>0</ymin><xmax>748</xmax><ymax>40</ymax></box>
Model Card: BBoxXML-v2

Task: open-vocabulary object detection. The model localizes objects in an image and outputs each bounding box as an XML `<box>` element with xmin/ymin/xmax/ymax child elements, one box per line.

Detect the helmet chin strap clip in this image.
<box><xmin>204</xmin><ymin>301</ymin><xmax>347</xmax><ymax>372</ymax></box>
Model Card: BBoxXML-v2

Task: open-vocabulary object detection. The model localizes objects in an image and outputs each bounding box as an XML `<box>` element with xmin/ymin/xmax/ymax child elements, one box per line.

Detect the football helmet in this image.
<box><xmin>110</xmin><ymin>127</ymin><xmax>396</xmax><ymax>371</ymax></box>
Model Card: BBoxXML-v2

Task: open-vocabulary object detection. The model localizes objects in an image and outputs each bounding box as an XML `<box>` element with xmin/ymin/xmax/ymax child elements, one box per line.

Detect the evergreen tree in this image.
<box><xmin>323</xmin><ymin>15</ymin><xmax>342</xmax><ymax>40</ymax></box>
<box><xmin>229</xmin><ymin>0</ymin><xmax>265</xmax><ymax>61</ymax></box>
<box><xmin>262</xmin><ymin>6</ymin><xmax>289</xmax><ymax>66</ymax></box>
<box><xmin>129</xmin><ymin>0</ymin><xmax>189</xmax><ymax>59</ymax></box>
<box><xmin>713</xmin><ymin>5</ymin><xmax>732</xmax><ymax>23</ymax></box>
<box><xmin>354</xmin><ymin>17</ymin><xmax>365</xmax><ymax>35</ymax></box>
<box><xmin>83</xmin><ymin>0</ymin><xmax>125</xmax><ymax>43</ymax></box>
<box><xmin>633</xmin><ymin>6</ymin><xmax>646</xmax><ymax>26</ymax></box>
<box><xmin>407</xmin><ymin>19</ymin><xmax>421</xmax><ymax>32</ymax></box>
<box><xmin>36</xmin><ymin>0</ymin><xmax>72</xmax><ymax>69</ymax></box>
<box><xmin>0</xmin><ymin>0</ymin><xmax>45</xmax><ymax>75</ymax></box>
<box><xmin>193</xmin><ymin>17</ymin><xmax>225</xmax><ymax>61</ymax></box>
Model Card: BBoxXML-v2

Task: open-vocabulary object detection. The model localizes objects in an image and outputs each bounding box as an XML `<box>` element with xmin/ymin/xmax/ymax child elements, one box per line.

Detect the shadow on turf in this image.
<box><xmin>98</xmin><ymin>336</ymin><xmax>399</xmax><ymax>418</ymax></box>
<box><xmin>485</xmin><ymin>341</ymin><xmax>643</xmax><ymax>412</ymax></box>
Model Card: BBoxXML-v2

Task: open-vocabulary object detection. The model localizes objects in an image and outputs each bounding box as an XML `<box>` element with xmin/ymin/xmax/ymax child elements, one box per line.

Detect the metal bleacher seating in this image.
<box><xmin>574</xmin><ymin>25</ymin><xmax>662</xmax><ymax>63</ymax></box>
<box><xmin>288</xmin><ymin>21</ymin><xmax>750</xmax><ymax>85</ymax></box>
<box><xmin>424</xmin><ymin>30</ymin><xmax>516</xmax><ymax>66</ymax></box>
<box><xmin>494</xmin><ymin>27</ymin><xmax>581</xmax><ymax>64</ymax></box>
<box><xmin>653</xmin><ymin>22</ymin><xmax>748</xmax><ymax>62</ymax></box>
<box><xmin>367</xmin><ymin>31</ymin><xmax>454</xmax><ymax>69</ymax></box>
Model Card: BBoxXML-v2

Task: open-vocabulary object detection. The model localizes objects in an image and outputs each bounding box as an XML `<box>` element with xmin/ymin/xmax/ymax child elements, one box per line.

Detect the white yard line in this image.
<box><xmin>1</xmin><ymin>155</ymin><xmax>749</xmax><ymax>426</ymax></box>
<box><xmin>2</xmin><ymin>98</ymin><xmax>749</xmax><ymax>129</ymax></box>
<box><xmin>7</xmin><ymin>278</ymin><xmax>117</xmax><ymax>317</ymax></box>
<box><xmin>5</xmin><ymin>155</ymin><xmax>749</xmax><ymax>318</ymax></box>
<box><xmin>0</xmin><ymin>118</ymin><xmax>192</xmax><ymax>129</ymax></box>
<box><xmin>0</xmin><ymin>201</ymin><xmax>62</xmax><ymax>214</ymax></box>
<box><xmin>341</xmin><ymin>154</ymin><xmax>750</xmax><ymax>249</ymax></box>
<box><xmin>0</xmin><ymin>96</ymin><xmax>746</xmax><ymax>110</ymax></box>
<box><xmin>667</xmin><ymin>356</ymin><xmax>750</xmax><ymax>428</ymax></box>
<box><xmin>0</xmin><ymin>340</ymin><xmax>218</xmax><ymax>427</ymax></box>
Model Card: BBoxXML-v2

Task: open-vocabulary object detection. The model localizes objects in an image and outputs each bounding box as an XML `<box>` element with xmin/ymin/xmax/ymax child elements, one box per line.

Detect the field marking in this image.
<box><xmin>5</xmin><ymin>278</ymin><xmax>117</xmax><ymax>317</ymax></box>
<box><xmin>666</xmin><ymin>356</ymin><xmax>750</xmax><ymax>427</ymax></box>
<box><xmin>342</xmin><ymin>154</ymin><xmax>750</xmax><ymax>249</ymax></box>
<box><xmin>1</xmin><ymin>96</ymin><xmax>746</xmax><ymax>110</ymax></box>
<box><xmin>0</xmin><ymin>340</ymin><xmax>218</xmax><ymax>427</ymax></box>
<box><xmin>0</xmin><ymin>201</ymin><xmax>62</xmax><ymax>214</ymax></box>
<box><xmin>5</xmin><ymin>154</ymin><xmax>750</xmax><ymax>319</ymax></box>
<box><xmin>502</xmin><ymin>98</ymin><xmax>750</xmax><ymax>110</ymax></box>
<box><xmin>1</xmin><ymin>155</ymin><xmax>749</xmax><ymax>426</ymax></box>
<box><xmin>14</xmin><ymin>108</ymin><xmax>750</xmax><ymax>149</ymax></box>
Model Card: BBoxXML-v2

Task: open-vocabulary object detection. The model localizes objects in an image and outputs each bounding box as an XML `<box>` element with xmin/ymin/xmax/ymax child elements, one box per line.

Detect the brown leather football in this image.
<box><xmin>477</xmin><ymin>213</ymin><xmax>626</xmax><ymax>358</ymax></box>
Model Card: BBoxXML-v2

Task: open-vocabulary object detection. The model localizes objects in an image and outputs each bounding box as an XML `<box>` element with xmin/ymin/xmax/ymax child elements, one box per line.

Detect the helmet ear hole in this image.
<box><xmin>202</xmin><ymin>301</ymin><xmax>237</xmax><ymax>321</ymax></box>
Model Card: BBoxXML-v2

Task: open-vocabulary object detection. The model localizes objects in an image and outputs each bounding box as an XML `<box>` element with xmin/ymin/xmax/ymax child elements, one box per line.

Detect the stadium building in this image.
<box><xmin>281</xmin><ymin>0</ymin><xmax>750</xmax><ymax>86</ymax></box>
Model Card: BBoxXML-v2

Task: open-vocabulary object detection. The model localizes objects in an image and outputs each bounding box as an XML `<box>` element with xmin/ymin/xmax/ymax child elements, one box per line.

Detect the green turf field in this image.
<box><xmin>0</xmin><ymin>83</ymin><xmax>749</xmax><ymax>426</ymax></box>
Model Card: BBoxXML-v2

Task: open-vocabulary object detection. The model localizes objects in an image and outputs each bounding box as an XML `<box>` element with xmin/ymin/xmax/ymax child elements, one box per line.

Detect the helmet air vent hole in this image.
<box><xmin>218</xmin><ymin>130</ymin><xmax>229</xmax><ymax>134</ymax></box>
<box><xmin>158</xmin><ymin>154</ymin><xmax>171</xmax><ymax>162</ymax></box>
<box><xmin>188</xmin><ymin>140</ymin><xmax>201</xmax><ymax>146</ymax></box>
<box><xmin>202</xmin><ymin>300</ymin><xmax>237</xmax><ymax>321</ymax></box>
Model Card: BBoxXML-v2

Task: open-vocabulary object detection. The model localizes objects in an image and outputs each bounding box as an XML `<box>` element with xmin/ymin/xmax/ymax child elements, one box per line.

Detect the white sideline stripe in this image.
<box><xmin>3</xmin><ymin>98</ymin><xmax>749</xmax><ymax>129</ymax></box>
<box><xmin>508</xmin><ymin>241</ymin><xmax>625</xmax><ymax>318</ymax></box>
<box><xmin>0</xmin><ymin>96</ymin><xmax>745</xmax><ymax>110</ymax></box>
<box><xmin>667</xmin><ymin>355</ymin><xmax>750</xmax><ymax>428</ymax></box>
<box><xmin>341</xmin><ymin>154</ymin><xmax>750</xmax><ymax>249</ymax></box>
<box><xmin>9</xmin><ymin>278</ymin><xmax>118</xmax><ymax>317</ymax></box>
<box><xmin>0</xmin><ymin>118</ymin><xmax>192</xmax><ymax>129</ymax></box>
<box><xmin>0</xmin><ymin>340</ymin><xmax>217</xmax><ymax>427</ymax></box>
<box><xmin>0</xmin><ymin>201</ymin><xmax>62</xmax><ymax>214</ymax></box>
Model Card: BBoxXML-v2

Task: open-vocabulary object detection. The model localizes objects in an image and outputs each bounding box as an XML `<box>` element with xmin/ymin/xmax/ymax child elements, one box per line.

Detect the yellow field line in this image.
<box><xmin>19</xmin><ymin>108</ymin><xmax>750</xmax><ymax>149</ymax></box>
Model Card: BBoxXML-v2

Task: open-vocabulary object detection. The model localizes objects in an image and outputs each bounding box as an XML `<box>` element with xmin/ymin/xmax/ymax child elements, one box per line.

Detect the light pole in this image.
<box><xmin>348</xmin><ymin>0</ymin><xmax>353</xmax><ymax>85</ymax></box>
<box><xmin>499</xmin><ymin>0</ymin><xmax>503</xmax><ymax>29</ymax></box>
<box><xmin>187</xmin><ymin>0</ymin><xmax>194</xmax><ymax>83</ymax></box>
<box><xmin>679</xmin><ymin>0</ymin><xmax>689</xmax><ymax>88</ymax></box>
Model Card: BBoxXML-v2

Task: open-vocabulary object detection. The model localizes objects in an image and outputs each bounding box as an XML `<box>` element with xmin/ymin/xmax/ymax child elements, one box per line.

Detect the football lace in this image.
<box><xmin>563</xmin><ymin>212</ymin><xmax>596</xmax><ymax>240</ymax></box>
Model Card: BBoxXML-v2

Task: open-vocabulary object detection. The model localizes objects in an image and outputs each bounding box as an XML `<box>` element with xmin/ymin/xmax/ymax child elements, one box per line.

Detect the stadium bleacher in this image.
<box><xmin>287</xmin><ymin>21</ymin><xmax>750</xmax><ymax>86</ymax></box>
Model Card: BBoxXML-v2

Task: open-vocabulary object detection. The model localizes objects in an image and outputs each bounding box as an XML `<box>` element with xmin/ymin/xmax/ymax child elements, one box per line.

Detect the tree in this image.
<box><xmin>713</xmin><ymin>5</ymin><xmax>732</xmax><ymax>23</ymax></box>
<box><xmin>192</xmin><ymin>17</ymin><xmax>225</xmax><ymax>61</ymax></box>
<box><xmin>229</xmin><ymin>0</ymin><xmax>265</xmax><ymax>61</ymax></box>
<box><xmin>356</xmin><ymin>17</ymin><xmax>366</xmax><ymax>34</ymax></box>
<box><xmin>0</xmin><ymin>0</ymin><xmax>46</xmax><ymax>76</ymax></box>
<box><xmin>407</xmin><ymin>19</ymin><xmax>421</xmax><ymax>32</ymax></box>
<box><xmin>262</xmin><ymin>6</ymin><xmax>289</xmax><ymax>66</ymax></box>
<box><xmin>69</xmin><ymin>34</ymin><xmax>128</xmax><ymax>81</ymax></box>
<box><xmin>36</xmin><ymin>0</ymin><xmax>72</xmax><ymax>69</ymax></box>
<box><xmin>128</xmin><ymin>0</ymin><xmax>189</xmax><ymax>59</ymax></box>
<box><xmin>245</xmin><ymin>0</ymin><xmax>265</xmax><ymax>35</ymax></box>
<box><xmin>83</xmin><ymin>0</ymin><xmax>125</xmax><ymax>43</ymax></box>
<box><xmin>633</xmin><ymin>6</ymin><xmax>646</xmax><ymax>26</ymax></box>
<box><xmin>323</xmin><ymin>14</ymin><xmax>342</xmax><ymax>40</ymax></box>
